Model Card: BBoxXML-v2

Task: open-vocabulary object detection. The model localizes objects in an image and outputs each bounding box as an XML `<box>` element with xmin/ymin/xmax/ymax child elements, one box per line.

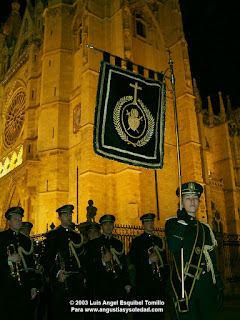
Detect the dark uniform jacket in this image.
<box><xmin>43</xmin><ymin>225</ymin><xmax>85</xmax><ymax>286</ymax></box>
<box><xmin>165</xmin><ymin>216</ymin><xmax>223</xmax><ymax>318</ymax></box>
<box><xmin>86</xmin><ymin>234</ymin><xmax>129</xmax><ymax>300</ymax></box>
<box><xmin>0</xmin><ymin>228</ymin><xmax>37</xmax><ymax>320</ymax></box>
<box><xmin>165</xmin><ymin>216</ymin><xmax>222</xmax><ymax>285</ymax></box>
<box><xmin>42</xmin><ymin>226</ymin><xmax>86</xmax><ymax>320</ymax></box>
<box><xmin>129</xmin><ymin>232</ymin><xmax>168</xmax><ymax>300</ymax></box>
<box><xmin>0</xmin><ymin>228</ymin><xmax>36</xmax><ymax>288</ymax></box>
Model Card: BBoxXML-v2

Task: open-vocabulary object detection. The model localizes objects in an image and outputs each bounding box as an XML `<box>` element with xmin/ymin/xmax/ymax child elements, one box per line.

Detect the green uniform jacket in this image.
<box><xmin>165</xmin><ymin>216</ymin><xmax>223</xmax><ymax>318</ymax></box>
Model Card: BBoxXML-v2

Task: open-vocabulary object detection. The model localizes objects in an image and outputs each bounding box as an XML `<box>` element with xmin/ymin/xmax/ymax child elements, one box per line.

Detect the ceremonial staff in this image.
<box><xmin>167</xmin><ymin>49</ymin><xmax>184</xmax><ymax>299</ymax></box>
<box><xmin>87</xmin><ymin>42</ymin><xmax>184</xmax><ymax>297</ymax></box>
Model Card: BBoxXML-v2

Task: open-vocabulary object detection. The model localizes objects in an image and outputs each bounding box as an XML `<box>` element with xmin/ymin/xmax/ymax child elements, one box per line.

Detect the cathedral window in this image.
<box><xmin>135</xmin><ymin>14</ymin><xmax>147</xmax><ymax>38</ymax></box>
<box><xmin>77</xmin><ymin>24</ymin><xmax>83</xmax><ymax>49</ymax></box>
<box><xmin>0</xmin><ymin>145</ymin><xmax>23</xmax><ymax>178</ymax></box>
<box><xmin>4</xmin><ymin>90</ymin><xmax>26</xmax><ymax>147</ymax></box>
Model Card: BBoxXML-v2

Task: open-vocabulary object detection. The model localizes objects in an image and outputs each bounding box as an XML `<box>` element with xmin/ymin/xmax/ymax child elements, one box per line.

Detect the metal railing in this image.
<box><xmin>113</xmin><ymin>224</ymin><xmax>165</xmax><ymax>254</ymax></box>
<box><xmin>215</xmin><ymin>233</ymin><xmax>240</xmax><ymax>282</ymax></box>
<box><xmin>32</xmin><ymin>225</ymin><xmax>240</xmax><ymax>282</ymax></box>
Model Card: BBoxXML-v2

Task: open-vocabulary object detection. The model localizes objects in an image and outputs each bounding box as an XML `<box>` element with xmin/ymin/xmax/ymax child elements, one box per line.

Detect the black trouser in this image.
<box><xmin>48</xmin><ymin>280</ymin><xmax>86</xmax><ymax>320</ymax></box>
<box><xmin>172</xmin><ymin>273</ymin><xmax>218</xmax><ymax>320</ymax></box>
<box><xmin>0</xmin><ymin>281</ymin><xmax>34</xmax><ymax>320</ymax></box>
<box><xmin>134</xmin><ymin>278</ymin><xmax>166</xmax><ymax>320</ymax></box>
<box><xmin>93</xmin><ymin>280</ymin><xmax>127</xmax><ymax>320</ymax></box>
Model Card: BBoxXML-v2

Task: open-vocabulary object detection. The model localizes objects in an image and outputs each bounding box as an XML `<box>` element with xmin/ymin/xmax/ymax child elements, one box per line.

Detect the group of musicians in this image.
<box><xmin>0</xmin><ymin>182</ymin><xmax>224</xmax><ymax>320</ymax></box>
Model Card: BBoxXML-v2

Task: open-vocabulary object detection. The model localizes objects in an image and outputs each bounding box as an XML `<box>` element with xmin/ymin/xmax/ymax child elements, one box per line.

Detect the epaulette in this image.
<box><xmin>166</xmin><ymin>216</ymin><xmax>178</xmax><ymax>221</ymax></box>
<box><xmin>201</xmin><ymin>222</ymin><xmax>218</xmax><ymax>247</ymax></box>
<box><xmin>201</xmin><ymin>221</ymin><xmax>211</xmax><ymax>228</ymax></box>
<box><xmin>201</xmin><ymin>221</ymin><xmax>214</xmax><ymax>235</ymax></box>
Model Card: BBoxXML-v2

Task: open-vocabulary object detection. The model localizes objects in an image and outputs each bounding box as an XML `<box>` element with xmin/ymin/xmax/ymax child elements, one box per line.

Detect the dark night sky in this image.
<box><xmin>1</xmin><ymin>0</ymin><xmax>239</xmax><ymax>112</ymax></box>
<box><xmin>179</xmin><ymin>0</ymin><xmax>239</xmax><ymax>112</ymax></box>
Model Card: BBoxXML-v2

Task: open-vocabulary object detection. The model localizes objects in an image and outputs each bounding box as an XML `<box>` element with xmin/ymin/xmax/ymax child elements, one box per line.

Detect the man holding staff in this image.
<box><xmin>165</xmin><ymin>182</ymin><xmax>224</xmax><ymax>319</ymax></box>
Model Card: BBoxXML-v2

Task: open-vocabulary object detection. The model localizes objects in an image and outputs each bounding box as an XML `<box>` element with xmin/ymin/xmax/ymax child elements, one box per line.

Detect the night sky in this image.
<box><xmin>179</xmin><ymin>0</ymin><xmax>239</xmax><ymax>112</ymax></box>
<box><xmin>0</xmin><ymin>0</ymin><xmax>239</xmax><ymax>112</ymax></box>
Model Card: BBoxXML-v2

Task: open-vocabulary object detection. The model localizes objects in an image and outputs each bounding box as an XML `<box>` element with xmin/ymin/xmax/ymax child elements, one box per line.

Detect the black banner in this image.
<box><xmin>93</xmin><ymin>61</ymin><xmax>166</xmax><ymax>169</ymax></box>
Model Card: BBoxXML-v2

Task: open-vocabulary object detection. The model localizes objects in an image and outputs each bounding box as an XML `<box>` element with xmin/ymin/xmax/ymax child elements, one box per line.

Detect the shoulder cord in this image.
<box><xmin>202</xmin><ymin>222</ymin><xmax>218</xmax><ymax>284</ymax></box>
<box><xmin>18</xmin><ymin>237</ymin><xmax>34</xmax><ymax>270</ymax></box>
<box><xmin>110</xmin><ymin>241</ymin><xmax>125</xmax><ymax>270</ymax></box>
<box><xmin>153</xmin><ymin>238</ymin><xmax>165</xmax><ymax>268</ymax></box>
<box><xmin>68</xmin><ymin>233</ymin><xmax>84</xmax><ymax>268</ymax></box>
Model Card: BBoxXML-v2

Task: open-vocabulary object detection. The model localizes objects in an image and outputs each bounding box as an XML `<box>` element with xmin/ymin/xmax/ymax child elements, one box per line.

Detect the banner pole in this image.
<box><xmin>167</xmin><ymin>49</ymin><xmax>182</xmax><ymax>208</ymax></box>
<box><xmin>154</xmin><ymin>170</ymin><xmax>160</xmax><ymax>220</ymax></box>
<box><xmin>86</xmin><ymin>44</ymin><xmax>170</xmax><ymax>80</ymax></box>
<box><xmin>167</xmin><ymin>49</ymin><xmax>184</xmax><ymax>299</ymax></box>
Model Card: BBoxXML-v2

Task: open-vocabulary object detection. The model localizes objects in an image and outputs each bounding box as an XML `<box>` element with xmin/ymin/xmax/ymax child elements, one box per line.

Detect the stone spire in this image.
<box><xmin>2</xmin><ymin>1</ymin><xmax>22</xmax><ymax>42</ymax></box>
<box><xmin>226</xmin><ymin>95</ymin><xmax>233</xmax><ymax>116</ymax></box>
<box><xmin>218</xmin><ymin>91</ymin><xmax>226</xmax><ymax>122</ymax></box>
<box><xmin>193</xmin><ymin>78</ymin><xmax>202</xmax><ymax>112</ymax></box>
<box><xmin>207</xmin><ymin>96</ymin><xmax>214</xmax><ymax>126</ymax></box>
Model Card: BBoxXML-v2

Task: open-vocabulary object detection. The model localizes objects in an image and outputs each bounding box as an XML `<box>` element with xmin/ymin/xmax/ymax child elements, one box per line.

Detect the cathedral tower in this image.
<box><xmin>2</xmin><ymin>0</ymin><xmax>235</xmax><ymax>234</ymax></box>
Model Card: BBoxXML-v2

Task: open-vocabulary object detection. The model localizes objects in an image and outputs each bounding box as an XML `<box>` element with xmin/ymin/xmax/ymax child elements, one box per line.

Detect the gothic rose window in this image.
<box><xmin>4</xmin><ymin>90</ymin><xmax>26</xmax><ymax>147</ymax></box>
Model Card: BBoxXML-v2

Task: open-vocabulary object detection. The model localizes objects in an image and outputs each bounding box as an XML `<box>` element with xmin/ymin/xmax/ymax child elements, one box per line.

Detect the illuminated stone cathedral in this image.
<box><xmin>0</xmin><ymin>0</ymin><xmax>239</xmax><ymax>235</ymax></box>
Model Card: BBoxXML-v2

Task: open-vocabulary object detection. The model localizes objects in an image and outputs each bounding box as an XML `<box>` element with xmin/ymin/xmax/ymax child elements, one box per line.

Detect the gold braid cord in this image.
<box><xmin>153</xmin><ymin>237</ymin><xmax>165</xmax><ymax>268</ymax></box>
<box><xmin>69</xmin><ymin>233</ymin><xmax>84</xmax><ymax>268</ymax></box>
<box><xmin>153</xmin><ymin>245</ymin><xmax>164</xmax><ymax>268</ymax></box>
<box><xmin>202</xmin><ymin>222</ymin><xmax>218</xmax><ymax>284</ymax></box>
<box><xmin>18</xmin><ymin>237</ymin><xmax>34</xmax><ymax>270</ymax></box>
<box><xmin>110</xmin><ymin>240</ymin><xmax>125</xmax><ymax>270</ymax></box>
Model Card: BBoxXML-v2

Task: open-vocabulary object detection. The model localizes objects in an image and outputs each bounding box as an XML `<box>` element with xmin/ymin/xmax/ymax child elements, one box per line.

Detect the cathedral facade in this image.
<box><xmin>0</xmin><ymin>0</ymin><xmax>239</xmax><ymax>235</ymax></box>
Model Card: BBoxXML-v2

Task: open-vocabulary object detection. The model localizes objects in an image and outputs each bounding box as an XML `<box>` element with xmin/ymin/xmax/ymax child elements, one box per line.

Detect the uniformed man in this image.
<box><xmin>129</xmin><ymin>213</ymin><xmax>168</xmax><ymax>320</ymax></box>
<box><xmin>42</xmin><ymin>204</ymin><xmax>86</xmax><ymax>320</ymax></box>
<box><xmin>0</xmin><ymin>207</ymin><xmax>37</xmax><ymax>320</ymax></box>
<box><xmin>21</xmin><ymin>221</ymin><xmax>33</xmax><ymax>236</ymax></box>
<box><xmin>86</xmin><ymin>222</ymin><xmax>101</xmax><ymax>240</ymax></box>
<box><xmin>165</xmin><ymin>182</ymin><xmax>224</xmax><ymax>320</ymax></box>
<box><xmin>86</xmin><ymin>214</ymin><xmax>131</xmax><ymax>319</ymax></box>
